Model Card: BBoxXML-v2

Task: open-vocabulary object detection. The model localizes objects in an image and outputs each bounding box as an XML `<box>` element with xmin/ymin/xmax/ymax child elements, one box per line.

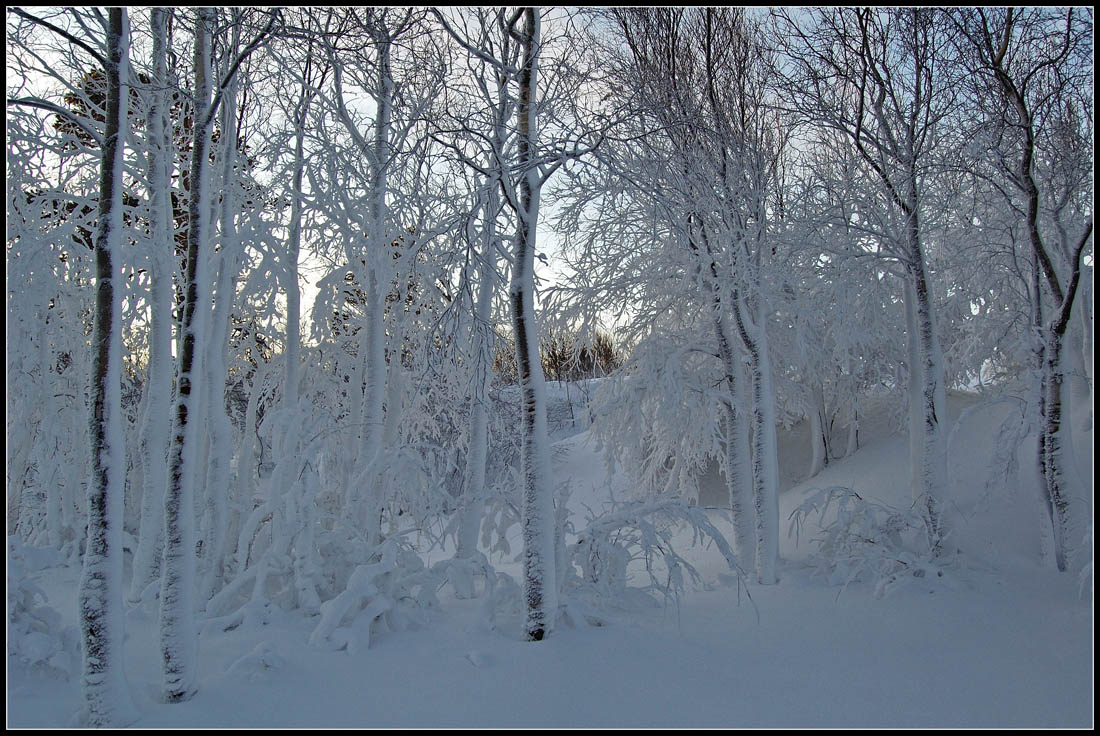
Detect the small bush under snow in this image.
<box><xmin>7</xmin><ymin>537</ymin><xmax>77</xmax><ymax>679</ymax></box>
<box><xmin>788</xmin><ymin>487</ymin><xmax>951</xmax><ymax>598</ymax></box>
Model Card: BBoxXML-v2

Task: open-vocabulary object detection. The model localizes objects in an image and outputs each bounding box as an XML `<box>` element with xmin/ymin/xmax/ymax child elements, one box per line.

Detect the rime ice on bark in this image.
<box><xmin>160</xmin><ymin>8</ymin><xmax>215</xmax><ymax>703</ymax></box>
<box><xmin>78</xmin><ymin>7</ymin><xmax>138</xmax><ymax>726</ymax></box>
<box><xmin>511</xmin><ymin>8</ymin><xmax>558</xmax><ymax>641</ymax></box>
<box><xmin>129</xmin><ymin>7</ymin><xmax>172</xmax><ymax>605</ymax></box>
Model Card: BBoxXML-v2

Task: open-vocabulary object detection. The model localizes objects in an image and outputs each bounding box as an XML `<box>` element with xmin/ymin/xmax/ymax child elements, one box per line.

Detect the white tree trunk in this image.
<box><xmin>79</xmin><ymin>8</ymin><xmax>137</xmax><ymax>726</ymax></box>
<box><xmin>747</xmin><ymin>302</ymin><xmax>780</xmax><ymax>585</ymax></box>
<box><xmin>1040</xmin><ymin>328</ymin><xmax>1080</xmax><ymax>571</ymax></box>
<box><xmin>39</xmin><ymin>317</ymin><xmax>62</xmax><ymax>547</ymax></box>
<box><xmin>715</xmin><ymin>315</ymin><xmax>753</xmax><ymax>568</ymax></box>
<box><xmin>283</xmin><ymin>56</ymin><xmax>313</xmax><ymax>412</ymax></box>
<box><xmin>457</xmin><ymin>176</ymin><xmax>504</xmax><ymax>567</ymax></box>
<box><xmin>512</xmin><ymin>8</ymin><xmax>557</xmax><ymax>641</ymax></box>
<box><xmin>198</xmin><ymin>59</ymin><xmax>241</xmax><ymax>604</ymax></box>
<box><xmin>730</xmin><ymin>287</ymin><xmax>780</xmax><ymax>585</ymax></box>
<box><xmin>129</xmin><ymin>7</ymin><xmax>173</xmax><ymax>603</ymax></box>
<box><xmin>160</xmin><ymin>8</ymin><xmax>215</xmax><ymax>703</ymax></box>
<box><xmin>345</xmin><ymin>31</ymin><xmax>394</xmax><ymax>543</ymax></box>
<box><xmin>235</xmin><ymin>353</ymin><xmax>268</xmax><ymax>575</ymax></box>
<box><xmin>907</xmin><ymin>246</ymin><xmax>948</xmax><ymax>549</ymax></box>
<box><xmin>455</xmin><ymin>248</ymin><xmax>496</xmax><ymax>565</ymax></box>
<box><xmin>903</xmin><ymin>279</ymin><xmax>924</xmax><ymax>498</ymax></box>
<box><xmin>357</xmin><ymin>271</ymin><xmax>387</xmax><ymax>538</ymax></box>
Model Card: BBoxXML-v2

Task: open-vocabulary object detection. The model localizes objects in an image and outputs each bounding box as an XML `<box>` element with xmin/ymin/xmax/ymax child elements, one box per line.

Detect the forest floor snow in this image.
<box><xmin>7</xmin><ymin>390</ymin><xmax>1093</xmax><ymax>728</ymax></box>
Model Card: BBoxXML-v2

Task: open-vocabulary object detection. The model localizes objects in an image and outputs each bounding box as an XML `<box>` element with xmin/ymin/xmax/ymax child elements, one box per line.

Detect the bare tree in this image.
<box><xmin>569</xmin><ymin>8</ymin><xmax>783</xmax><ymax>583</ymax></box>
<box><xmin>950</xmin><ymin>7</ymin><xmax>1093</xmax><ymax>570</ymax></box>
<box><xmin>774</xmin><ymin>8</ymin><xmax>956</xmax><ymax>548</ymax></box>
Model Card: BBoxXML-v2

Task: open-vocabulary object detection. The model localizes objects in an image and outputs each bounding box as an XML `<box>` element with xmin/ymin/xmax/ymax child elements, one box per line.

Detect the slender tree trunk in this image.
<box><xmin>129</xmin><ymin>7</ymin><xmax>173</xmax><ymax>603</ymax></box>
<box><xmin>1039</xmin><ymin>331</ymin><xmax>1074</xmax><ymax>571</ymax></box>
<box><xmin>79</xmin><ymin>8</ymin><xmax>137</xmax><ymax>726</ymax></box>
<box><xmin>284</xmin><ymin>55</ymin><xmax>315</xmax><ymax>413</ymax></box>
<box><xmin>903</xmin><ymin>280</ymin><xmax>923</xmax><ymax>480</ymax></box>
<box><xmin>456</xmin><ymin>228</ymin><xmax>496</xmax><ymax>564</ymax></box>
<box><xmin>808</xmin><ymin>383</ymin><xmax>828</xmax><ymax>478</ymax></box>
<box><xmin>748</xmin><ymin>305</ymin><xmax>780</xmax><ymax>585</ymax></box>
<box><xmin>902</xmin><ymin>227</ymin><xmax>948</xmax><ymax>553</ymax></box>
<box><xmin>456</xmin><ymin>96</ymin><xmax>508</xmax><ymax>566</ymax></box>
<box><xmin>235</xmin><ymin>351</ymin><xmax>268</xmax><ymax>575</ymax></box>
<box><xmin>714</xmin><ymin>315</ymin><xmax>753</xmax><ymax>568</ymax></box>
<box><xmin>283</xmin><ymin>164</ymin><xmax>303</xmax><ymax>413</ymax></box>
<box><xmin>39</xmin><ymin>316</ymin><xmax>62</xmax><ymax>547</ymax></box>
<box><xmin>512</xmin><ymin>8</ymin><xmax>556</xmax><ymax>641</ymax></box>
<box><xmin>1038</xmin><ymin>221</ymin><xmax>1090</xmax><ymax>571</ymax></box>
<box><xmin>909</xmin><ymin>249</ymin><xmax>948</xmax><ymax>550</ymax></box>
<box><xmin>1026</xmin><ymin>253</ymin><xmax>1057</xmax><ymax>565</ymax></box>
<box><xmin>348</xmin><ymin>30</ymin><xmax>393</xmax><ymax>542</ymax></box>
<box><xmin>358</xmin><ymin>272</ymin><xmax>387</xmax><ymax>538</ymax></box>
<box><xmin>198</xmin><ymin>47</ymin><xmax>242</xmax><ymax>604</ymax></box>
<box><xmin>160</xmin><ymin>8</ymin><xmax>215</xmax><ymax>703</ymax></box>
<box><xmin>729</xmin><ymin>289</ymin><xmax>780</xmax><ymax>585</ymax></box>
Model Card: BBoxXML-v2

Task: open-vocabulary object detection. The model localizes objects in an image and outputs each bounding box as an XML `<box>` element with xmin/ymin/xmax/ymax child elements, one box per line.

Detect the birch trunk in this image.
<box><xmin>908</xmin><ymin>232</ymin><xmax>948</xmax><ymax>550</ymax></box>
<box><xmin>160</xmin><ymin>8</ymin><xmax>215</xmax><ymax>703</ymax></box>
<box><xmin>513</xmin><ymin>8</ymin><xmax>557</xmax><ymax>640</ymax></box>
<box><xmin>748</xmin><ymin>303</ymin><xmax>780</xmax><ymax>585</ymax></box>
<box><xmin>730</xmin><ymin>288</ymin><xmax>780</xmax><ymax>585</ymax></box>
<box><xmin>129</xmin><ymin>7</ymin><xmax>172</xmax><ymax>603</ymax></box>
<box><xmin>455</xmin><ymin>230</ymin><xmax>496</xmax><ymax>565</ymax></box>
<box><xmin>844</xmin><ymin>410</ymin><xmax>859</xmax><ymax>458</ymax></box>
<box><xmin>1037</xmin><ymin>220</ymin><xmax>1091</xmax><ymax>571</ymax></box>
<box><xmin>456</xmin><ymin>42</ymin><xmax>515</xmax><ymax>566</ymax></box>
<box><xmin>456</xmin><ymin>122</ymin><xmax>506</xmax><ymax>564</ymax></box>
<box><xmin>714</xmin><ymin>315</ymin><xmax>753</xmax><ymax>569</ymax></box>
<box><xmin>345</xmin><ymin>30</ymin><xmax>393</xmax><ymax>542</ymax></box>
<box><xmin>79</xmin><ymin>8</ymin><xmax>137</xmax><ymax>725</ymax></box>
<box><xmin>198</xmin><ymin>48</ymin><xmax>242</xmax><ymax>604</ymax></box>
<box><xmin>235</xmin><ymin>353</ymin><xmax>269</xmax><ymax>576</ymax></box>
<box><xmin>283</xmin><ymin>56</ymin><xmax>314</xmax><ymax>412</ymax></box>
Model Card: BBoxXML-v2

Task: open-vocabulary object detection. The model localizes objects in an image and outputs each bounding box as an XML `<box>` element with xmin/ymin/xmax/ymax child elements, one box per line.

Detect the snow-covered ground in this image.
<box><xmin>7</xmin><ymin>389</ymin><xmax>1093</xmax><ymax>728</ymax></box>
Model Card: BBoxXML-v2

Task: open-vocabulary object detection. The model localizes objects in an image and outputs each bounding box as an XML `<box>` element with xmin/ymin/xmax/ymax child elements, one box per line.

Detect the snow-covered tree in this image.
<box><xmin>774</xmin><ymin>8</ymin><xmax>957</xmax><ymax>548</ymax></box>
<box><xmin>553</xmin><ymin>8</ymin><xmax>785</xmax><ymax>583</ymax></box>
<box><xmin>949</xmin><ymin>7</ymin><xmax>1093</xmax><ymax>570</ymax></box>
<box><xmin>77</xmin><ymin>7</ymin><xmax>139</xmax><ymax>726</ymax></box>
<box><xmin>159</xmin><ymin>7</ymin><xmax>278</xmax><ymax>702</ymax></box>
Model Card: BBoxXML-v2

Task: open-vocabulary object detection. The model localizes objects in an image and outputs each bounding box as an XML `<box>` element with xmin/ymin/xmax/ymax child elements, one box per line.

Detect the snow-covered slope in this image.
<box><xmin>7</xmin><ymin>388</ymin><xmax>1093</xmax><ymax>728</ymax></box>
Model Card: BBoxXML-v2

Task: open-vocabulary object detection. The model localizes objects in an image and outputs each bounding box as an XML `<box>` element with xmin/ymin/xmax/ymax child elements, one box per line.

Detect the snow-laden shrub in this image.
<box><xmin>588</xmin><ymin>336</ymin><xmax>727</xmax><ymax>502</ymax></box>
<box><xmin>308</xmin><ymin>535</ymin><xmax>441</xmax><ymax>653</ymax></box>
<box><xmin>438</xmin><ymin>490</ymin><xmax>750</xmax><ymax>633</ymax></box>
<box><xmin>473</xmin><ymin>467</ymin><xmax>522</xmax><ymax>561</ymax></box>
<box><xmin>558</xmin><ymin>497</ymin><xmax>745</xmax><ymax>625</ymax></box>
<box><xmin>788</xmin><ymin>486</ymin><xmax>950</xmax><ymax>598</ymax></box>
<box><xmin>7</xmin><ymin>537</ymin><xmax>77</xmax><ymax>678</ymax></box>
<box><xmin>224</xmin><ymin>640</ymin><xmax>286</xmax><ymax>682</ymax></box>
<box><xmin>205</xmin><ymin>405</ymin><xmax>331</xmax><ymax>623</ymax></box>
